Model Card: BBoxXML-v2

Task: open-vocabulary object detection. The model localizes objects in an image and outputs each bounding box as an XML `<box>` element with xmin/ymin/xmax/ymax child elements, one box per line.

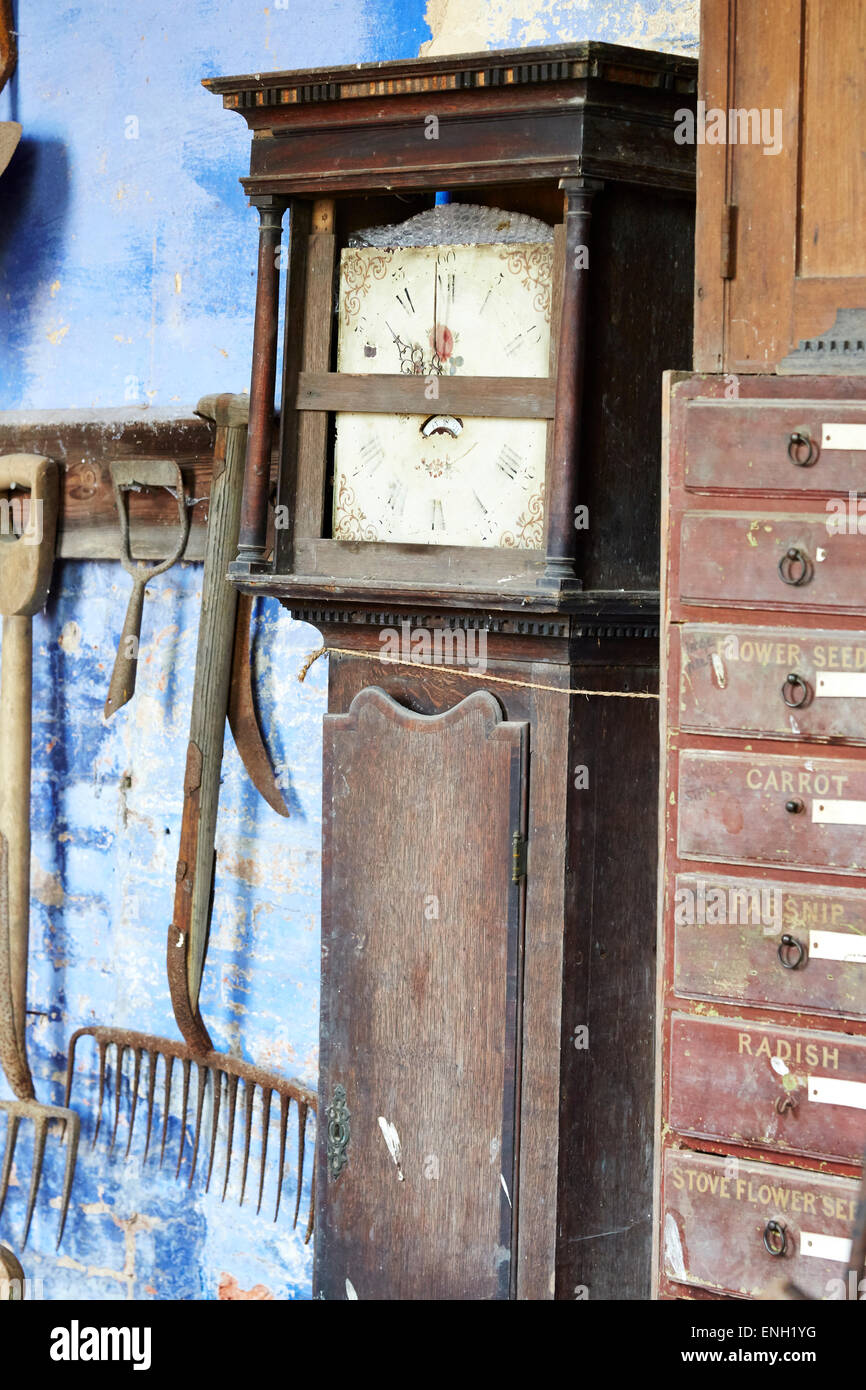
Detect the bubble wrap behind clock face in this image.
<box><xmin>349</xmin><ymin>202</ymin><xmax>554</xmax><ymax>249</ymax></box>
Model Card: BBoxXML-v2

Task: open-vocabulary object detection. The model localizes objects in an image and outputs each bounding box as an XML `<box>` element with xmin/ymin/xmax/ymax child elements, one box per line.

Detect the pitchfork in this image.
<box><xmin>0</xmin><ymin>454</ymin><xmax>80</xmax><ymax>1247</ymax></box>
<box><xmin>66</xmin><ymin>397</ymin><xmax>315</xmax><ymax>1232</ymax></box>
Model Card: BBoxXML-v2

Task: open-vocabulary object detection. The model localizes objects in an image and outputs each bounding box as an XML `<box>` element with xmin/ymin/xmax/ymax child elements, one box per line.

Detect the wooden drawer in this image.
<box><xmin>676</xmin><ymin>624</ymin><xmax>866</xmax><ymax>744</ymax></box>
<box><xmin>678</xmin><ymin>513</ymin><xmax>866</xmax><ymax>614</ymax></box>
<box><xmin>662</xmin><ymin>1149</ymin><xmax>862</xmax><ymax>1299</ymax></box>
<box><xmin>683</xmin><ymin>400</ymin><xmax>866</xmax><ymax>494</ymax></box>
<box><xmin>672</xmin><ymin>873</ymin><xmax>866</xmax><ymax>1017</ymax></box>
<box><xmin>677</xmin><ymin>748</ymin><xmax>866</xmax><ymax>874</ymax></box>
<box><xmin>669</xmin><ymin>1013</ymin><xmax>866</xmax><ymax>1164</ymax></box>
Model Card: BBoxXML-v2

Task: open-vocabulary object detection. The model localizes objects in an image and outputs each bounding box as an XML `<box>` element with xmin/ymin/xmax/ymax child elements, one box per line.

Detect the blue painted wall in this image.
<box><xmin>0</xmin><ymin>0</ymin><xmax>697</xmax><ymax>1300</ymax></box>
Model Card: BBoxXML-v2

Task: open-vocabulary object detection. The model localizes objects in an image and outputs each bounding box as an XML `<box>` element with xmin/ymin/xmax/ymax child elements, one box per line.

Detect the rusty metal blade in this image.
<box><xmin>275</xmin><ymin>1093</ymin><xmax>289</xmax><ymax>1224</ymax></box>
<box><xmin>228</xmin><ymin>593</ymin><xmax>289</xmax><ymax>817</ymax></box>
<box><xmin>238</xmin><ymin>1080</ymin><xmax>255</xmax><ymax>1207</ymax></box>
<box><xmin>143</xmin><ymin>1050</ymin><xmax>158</xmax><ymax>1162</ymax></box>
<box><xmin>188</xmin><ymin>1063</ymin><xmax>208</xmax><ymax>1188</ymax></box>
<box><xmin>0</xmin><ymin>1108</ymin><xmax>20</xmax><ymax>1218</ymax></box>
<box><xmin>160</xmin><ymin>1055</ymin><xmax>174</xmax><ymax>1167</ymax></box>
<box><xmin>125</xmin><ymin>1048</ymin><xmax>143</xmax><ymax>1158</ymax></box>
<box><xmin>222</xmin><ymin>1073</ymin><xmax>239</xmax><ymax>1201</ymax></box>
<box><xmin>109</xmin><ymin>1043</ymin><xmax>127</xmax><ymax>1154</ymax></box>
<box><xmin>22</xmin><ymin>1114</ymin><xmax>48</xmax><ymax>1246</ymax></box>
<box><xmin>175</xmin><ymin>1058</ymin><xmax>191</xmax><ymax>1179</ymax></box>
<box><xmin>256</xmin><ymin>1088</ymin><xmax>272</xmax><ymax>1215</ymax></box>
<box><xmin>205</xmin><ymin>1067</ymin><xmax>222</xmax><ymax>1194</ymax></box>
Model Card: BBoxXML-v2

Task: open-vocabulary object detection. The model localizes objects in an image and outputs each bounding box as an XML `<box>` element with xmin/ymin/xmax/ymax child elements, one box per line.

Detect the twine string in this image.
<box><xmin>298</xmin><ymin>644</ymin><xmax>659</xmax><ymax>701</ymax></box>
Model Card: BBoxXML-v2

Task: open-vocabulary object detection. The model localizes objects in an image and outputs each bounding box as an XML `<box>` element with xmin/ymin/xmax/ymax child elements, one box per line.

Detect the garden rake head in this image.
<box><xmin>0</xmin><ymin>453</ymin><xmax>80</xmax><ymax>1249</ymax></box>
<box><xmin>66</xmin><ymin>1026</ymin><xmax>316</xmax><ymax>1238</ymax></box>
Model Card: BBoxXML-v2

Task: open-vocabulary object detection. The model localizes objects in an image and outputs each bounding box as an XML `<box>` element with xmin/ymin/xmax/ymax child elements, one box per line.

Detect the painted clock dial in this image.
<box><xmin>332</xmin><ymin>241</ymin><xmax>553</xmax><ymax>548</ymax></box>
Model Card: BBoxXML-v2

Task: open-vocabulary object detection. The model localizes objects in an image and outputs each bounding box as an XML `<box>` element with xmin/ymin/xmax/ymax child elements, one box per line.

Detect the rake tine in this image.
<box><xmin>256</xmin><ymin>1088</ymin><xmax>272</xmax><ymax>1216</ymax></box>
<box><xmin>205</xmin><ymin>1068</ymin><xmax>222</xmax><ymax>1194</ymax></box>
<box><xmin>159</xmin><ymin>1055</ymin><xmax>175</xmax><ymax>1167</ymax></box>
<box><xmin>188</xmin><ymin>1063</ymin><xmax>208</xmax><ymax>1189</ymax></box>
<box><xmin>275</xmin><ymin>1092</ymin><xmax>289</xmax><ymax>1224</ymax></box>
<box><xmin>293</xmin><ymin>1100</ymin><xmax>306</xmax><ymax>1231</ymax></box>
<box><xmin>92</xmin><ymin>1037</ymin><xmax>109</xmax><ymax>1149</ymax></box>
<box><xmin>238</xmin><ymin>1081</ymin><xmax>256</xmax><ymax>1208</ymax></box>
<box><xmin>143</xmin><ymin>1051</ymin><xmax>158</xmax><ymax>1162</ymax></box>
<box><xmin>124</xmin><ymin>1048</ymin><xmax>143</xmax><ymax>1158</ymax></box>
<box><xmin>0</xmin><ymin>1111</ymin><xmax>21</xmax><ymax>1219</ymax></box>
<box><xmin>221</xmin><ymin>1073</ymin><xmax>239</xmax><ymax>1202</ymax></box>
<box><xmin>56</xmin><ymin>1109</ymin><xmax>81</xmax><ymax>1249</ymax></box>
<box><xmin>109</xmin><ymin>1044</ymin><xmax>127</xmax><ymax>1154</ymax></box>
<box><xmin>305</xmin><ymin>1139</ymin><xmax>315</xmax><ymax>1245</ymax></box>
<box><xmin>63</xmin><ymin>1031</ymin><xmax>81</xmax><ymax>1108</ymax></box>
<box><xmin>175</xmin><ymin>1058</ymin><xmax>191</xmax><ymax>1179</ymax></box>
<box><xmin>22</xmin><ymin>1114</ymin><xmax>48</xmax><ymax>1247</ymax></box>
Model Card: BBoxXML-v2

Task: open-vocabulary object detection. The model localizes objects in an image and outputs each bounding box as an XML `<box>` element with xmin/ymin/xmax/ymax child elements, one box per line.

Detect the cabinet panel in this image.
<box><xmin>676</xmin><ymin>624</ymin><xmax>866</xmax><ymax>744</ymax></box>
<box><xmin>662</xmin><ymin>1148</ymin><xmax>861</xmax><ymax>1298</ymax></box>
<box><xmin>678</xmin><ymin>513</ymin><xmax>866</xmax><ymax>613</ymax></box>
<box><xmin>683</xmin><ymin>399</ymin><xmax>866</xmax><ymax>494</ymax></box>
<box><xmin>677</xmin><ymin>748</ymin><xmax>866</xmax><ymax>875</ymax></box>
<box><xmin>669</xmin><ymin>1013</ymin><xmax>866</xmax><ymax>1164</ymax></box>
<box><xmin>315</xmin><ymin>686</ymin><xmax>528</xmax><ymax>1300</ymax></box>
<box><xmin>672</xmin><ymin>873</ymin><xmax>866</xmax><ymax>1017</ymax></box>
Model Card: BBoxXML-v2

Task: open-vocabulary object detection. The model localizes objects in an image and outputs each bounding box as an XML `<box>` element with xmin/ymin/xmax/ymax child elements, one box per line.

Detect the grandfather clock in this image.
<box><xmin>206</xmin><ymin>42</ymin><xmax>696</xmax><ymax>1300</ymax></box>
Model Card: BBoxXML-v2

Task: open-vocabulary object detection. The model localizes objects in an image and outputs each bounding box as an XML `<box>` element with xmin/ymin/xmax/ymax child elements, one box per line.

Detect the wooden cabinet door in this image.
<box><xmin>314</xmin><ymin>686</ymin><xmax>528</xmax><ymax>1300</ymax></box>
<box><xmin>696</xmin><ymin>0</ymin><xmax>866</xmax><ymax>373</ymax></box>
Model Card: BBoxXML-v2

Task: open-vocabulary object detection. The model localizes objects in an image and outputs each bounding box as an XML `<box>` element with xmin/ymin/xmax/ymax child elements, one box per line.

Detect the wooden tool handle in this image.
<box><xmin>103</xmin><ymin>577</ymin><xmax>146</xmax><ymax>718</ymax></box>
<box><xmin>168</xmin><ymin>400</ymin><xmax>246</xmax><ymax>1051</ymax></box>
<box><xmin>0</xmin><ymin>614</ymin><xmax>35</xmax><ymax>1099</ymax></box>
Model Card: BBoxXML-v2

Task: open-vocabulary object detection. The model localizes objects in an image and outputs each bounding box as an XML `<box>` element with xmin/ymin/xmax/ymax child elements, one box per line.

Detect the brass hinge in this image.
<box><xmin>512</xmin><ymin>830</ymin><xmax>527</xmax><ymax>883</ymax></box>
<box><xmin>721</xmin><ymin>203</ymin><xmax>738</xmax><ymax>280</ymax></box>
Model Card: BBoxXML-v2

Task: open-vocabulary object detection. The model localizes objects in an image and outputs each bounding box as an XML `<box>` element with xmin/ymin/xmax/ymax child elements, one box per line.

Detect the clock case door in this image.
<box><xmin>315</xmin><ymin>686</ymin><xmax>528</xmax><ymax>1301</ymax></box>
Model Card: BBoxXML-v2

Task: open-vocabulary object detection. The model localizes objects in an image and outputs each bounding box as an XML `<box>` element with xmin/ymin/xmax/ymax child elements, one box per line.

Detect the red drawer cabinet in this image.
<box><xmin>673</xmin><ymin>873</ymin><xmax>866</xmax><ymax>1017</ymax></box>
<box><xmin>675</xmin><ymin>624</ymin><xmax>866</xmax><ymax>744</ymax></box>
<box><xmin>656</xmin><ymin>372</ymin><xmax>866</xmax><ymax>1300</ymax></box>
<box><xmin>662</xmin><ymin>1149</ymin><xmax>862</xmax><ymax>1299</ymax></box>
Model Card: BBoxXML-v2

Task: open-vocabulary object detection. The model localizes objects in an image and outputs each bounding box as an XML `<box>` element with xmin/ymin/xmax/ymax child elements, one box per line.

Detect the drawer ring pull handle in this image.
<box><xmin>763</xmin><ymin>1220</ymin><xmax>788</xmax><ymax>1257</ymax></box>
<box><xmin>778</xmin><ymin>934</ymin><xmax>806</xmax><ymax>970</ymax></box>
<box><xmin>778</xmin><ymin>547</ymin><xmax>811</xmax><ymax>587</ymax></box>
<box><xmin>781</xmin><ymin>673</ymin><xmax>810</xmax><ymax>708</ymax></box>
<box><xmin>788</xmin><ymin>431</ymin><xmax>818</xmax><ymax>467</ymax></box>
<box><xmin>785</xmin><ymin>798</ymin><xmax>805</xmax><ymax>815</ymax></box>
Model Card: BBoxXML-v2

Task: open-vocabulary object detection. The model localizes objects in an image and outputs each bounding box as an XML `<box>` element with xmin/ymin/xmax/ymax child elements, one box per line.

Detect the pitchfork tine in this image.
<box><xmin>222</xmin><ymin>1073</ymin><xmax>239</xmax><ymax>1202</ymax></box>
<box><xmin>188</xmin><ymin>1064</ymin><xmax>208</xmax><ymax>1188</ymax></box>
<box><xmin>22</xmin><ymin>1114</ymin><xmax>49</xmax><ymax>1247</ymax></box>
<box><xmin>256</xmin><ymin>1088</ymin><xmax>272</xmax><ymax>1215</ymax></box>
<box><xmin>109</xmin><ymin>1043</ymin><xmax>127</xmax><ymax>1153</ymax></box>
<box><xmin>175</xmin><ymin>1058</ymin><xmax>191</xmax><ymax>1179</ymax></box>
<box><xmin>159</xmin><ymin>1055</ymin><xmax>174</xmax><ymax>1166</ymax></box>
<box><xmin>56</xmin><ymin>1109</ymin><xmax>81</xmax><ymax>1249</ymax></box>
<box><xmin>92</xmin><ymin>1037</ymin><xmax>109</xmax><ymax>1149</ymax></box>
<box><xmin>293</xmin><ymin>1100</ymin><xmax>306</xmax><ymax>1231</ymax></box>
<box><xmin>305</xmin><ymin>1144</ymin><xmax>315</xmax><ymax>1245</ymax></box>
<box><xmin>143</xmin><ymin>1051</ymin><xmax>158</xmax><ymax>1162</ymax></box>
<box><xmin>275</xmin><ymin>1093</ymin><xmax>289</xmax><ymax>1224</ymax></box>
<box><xmin>0</xmin><ymin>1111</ymin><xmax>21</xmax><ymax>1218</ymax></box>
<box><xmin>238</xmin><ymin>1081</ymin><xmax>255</xmax><ymax>1207</ymax></box>
<box><xmin>205</xmin><ymin>1068</ymin><xmax>222</xmax><ymax>1194</ymax></box>
<box><xmin>125</xmin><ymin>1048</ymin><xmax>143</xmax><ymax>1158</ymax></box>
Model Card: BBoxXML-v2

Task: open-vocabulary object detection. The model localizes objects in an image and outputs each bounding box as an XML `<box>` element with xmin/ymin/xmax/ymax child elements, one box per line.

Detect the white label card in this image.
<box><xmin>822</xmin><ymin>423</ymin><xmax>866</xmax><ymax>452</ymax></box>
<box><xmin>799</xmin><ymin>1231</ymin><xmax>852</xmax><ymax>1263</ymax></box>
<box><xmin>809</xmin><ymin>929</ymin><xmax>866</xmax><ymax>965</ymax></box>
<box><xmin>808</xmin><ymin>1076</ymin><xmax>866</xmax><ymax>1110</ymax></box>
<box><xmin>811</xmin><ymin>799</ymin><xmax>866</xmax><ymax>826</ymax></box>
<box><xmin>816</xmin><ymin>672</ymin><xmax>866</xmax><ymax>699</ymax></box>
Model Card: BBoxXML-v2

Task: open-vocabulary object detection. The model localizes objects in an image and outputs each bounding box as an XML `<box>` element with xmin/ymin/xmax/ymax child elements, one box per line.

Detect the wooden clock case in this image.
<box><xmin>207</xmin><ymin>42</ymin><xmax>697</xmax><ymax>1300</ymax></box>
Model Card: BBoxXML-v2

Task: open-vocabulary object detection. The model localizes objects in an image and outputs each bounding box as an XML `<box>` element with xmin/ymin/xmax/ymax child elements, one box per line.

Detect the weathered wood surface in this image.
<box><xmin>315</xmin><ymin>686</ymin><xmax>527</xmax><ymax>1300</ymax></box>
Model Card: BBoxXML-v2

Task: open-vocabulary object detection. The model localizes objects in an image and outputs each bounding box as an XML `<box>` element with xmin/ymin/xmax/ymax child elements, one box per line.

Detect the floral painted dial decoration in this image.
<box><xmin>333</xmin><ymin>239</ymin><xmax>553</xmax><ymax>548</ymax></box>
